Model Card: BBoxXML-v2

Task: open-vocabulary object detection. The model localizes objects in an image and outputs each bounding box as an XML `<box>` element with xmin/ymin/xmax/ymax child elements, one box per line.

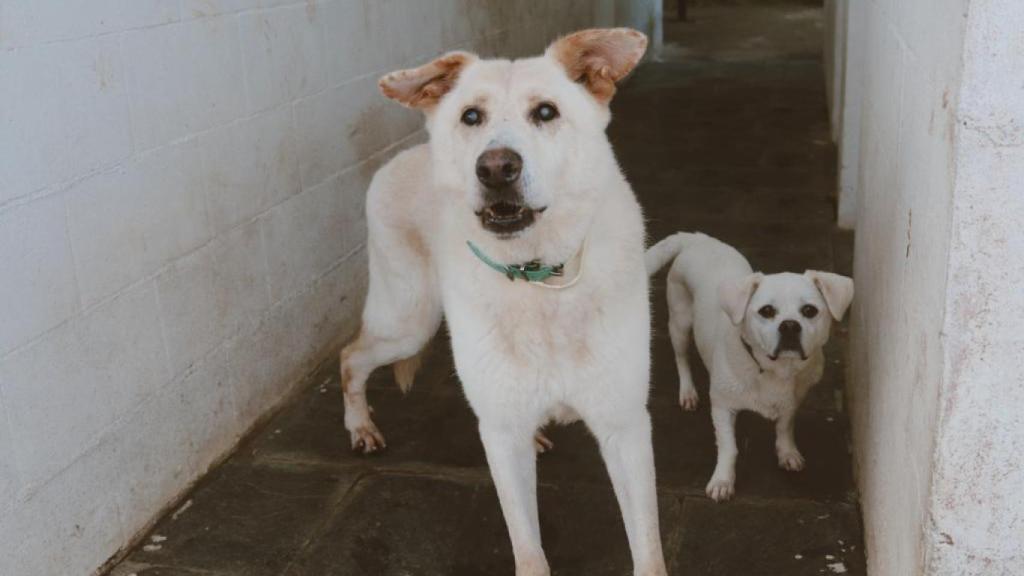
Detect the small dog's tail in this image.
<box><xmin>393</xmin><ymin>349</ymin><xmax>425</xmax><ymax>394</ymax></box>
<box><xmin>645</xmin><ymin>232</ymin><xmax>699</xmax><ymax>275</ymax></box>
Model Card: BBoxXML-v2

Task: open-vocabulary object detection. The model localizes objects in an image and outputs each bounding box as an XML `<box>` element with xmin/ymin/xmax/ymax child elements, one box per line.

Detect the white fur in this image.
<box><xmin>647</xmin><ymin>232</ymin><xmax>853</xmax><ymax>502</ymax></box>
<box><xmin>341</xmin><ymin>30</ymin><xmax>666</xmax><ymax>576</ymax></box>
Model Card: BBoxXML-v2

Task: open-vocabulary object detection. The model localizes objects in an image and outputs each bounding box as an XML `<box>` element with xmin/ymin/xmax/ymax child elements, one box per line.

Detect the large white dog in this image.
<box><xmin>340</xmin><ymin>29</ymin><xmax>667</xmax><ymax>575</ymax></box>
<box><xmin>646</xmin><ymin>232</ymin><xmax>853</xmax><ymax>502</ymax></box>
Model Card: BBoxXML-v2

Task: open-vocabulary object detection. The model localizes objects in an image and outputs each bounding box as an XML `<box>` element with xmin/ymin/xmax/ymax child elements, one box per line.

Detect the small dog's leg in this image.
<box><xmin>775</xmin><ymin>408</ymin><xmax>805</xmax><ymax>471</ymax></box>
<box><xmin>479</xmin><ymin>423</ymin><xmax>549</xmax><ymax>576</ymax></box>
<box><xmin>667</xmin><ymin>280</ymin><xmax>699</xmax><ymax>411</ymax></box>
<box><xmin>706</xmin><ymin>405</ymin><xmax>738</xmax><ymax>502</ymax></box>
<box><xmin>590</xmin><ymin>411</ymin><xmax>668</xmax><ymax>576</ymax></box>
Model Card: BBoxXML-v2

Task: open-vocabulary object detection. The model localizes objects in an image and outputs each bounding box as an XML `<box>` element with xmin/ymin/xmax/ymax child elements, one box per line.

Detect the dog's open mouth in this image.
<box><xmin>476</xmin><ymin>201</ymin><xmax>544</xmax><ymax>236</ymax></box>
<box><xmin>769</xmin><ymin>343</ymin><xmax>808</xmax><ymax>362</ymax></box>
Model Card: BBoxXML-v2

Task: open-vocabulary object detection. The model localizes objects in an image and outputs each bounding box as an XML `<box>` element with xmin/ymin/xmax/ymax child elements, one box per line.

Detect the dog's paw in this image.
<box><xmin>515</xmin><ymin>557</ymin><xmax>551</xmax><ymax>576</ymax></box>
<box><xmin>350</xmin><ymin>423</ymin><xmax>386</xmax><ymax>455</ymax></box>
<box><xmin>534</xmin><ymin>431</ymin><xmax>554</xmax><ymax>454</ymax></box>
<box><xmin>705</xmin><ymin>477</ymin><xmax>735</xmax><ymax>502</ymax></box>
<box><xmin>777</xmin><ymin>449</ymin><xmax>805</xmax><ymax>472</ymax></box>
<box><xmin>679</xmin><ymin>387</ymin><xmax>699</xmax><ymax>411</ymax></box>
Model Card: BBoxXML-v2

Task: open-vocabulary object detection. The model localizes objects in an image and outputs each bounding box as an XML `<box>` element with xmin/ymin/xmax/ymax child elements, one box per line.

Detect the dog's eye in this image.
<box><xmin>461</xmin><ymin>107</ymin><xmax>484</xmax><ymax>126</ymax></box>
<box><xmin>758</xmin><ymin>305</ymin><xmax>777</xmax><ymax>319</ymax></box>
<box><xmin>801</xmin><ymin>304</ymin><xmax>819</xmax><ymax>319</ymax></box>
<box><xmin>531</xmin><ymin>102</ymin><xmax>559</xmax><ymax>124</ymax></box>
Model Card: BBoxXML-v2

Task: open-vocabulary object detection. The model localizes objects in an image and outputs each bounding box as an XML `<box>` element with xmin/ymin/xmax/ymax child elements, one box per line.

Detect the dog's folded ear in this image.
<box><xmin>805</xmin><ymin>271</ymin><xmax>855</xmax><ymax>321</ymax></box>
<box><xmin>547</xmin><ymin>28</ymin><xmax>648</xmax><ymax>104</ymax></box>
<box><xmin>379</xmin><ymin>51</ymin><xmax>477</xmax><ymax>109</ymax></box>
<box><xmin>718</xmin><ymin>273</ymin><xmax>764</xmax><ymax>325</ymax></box>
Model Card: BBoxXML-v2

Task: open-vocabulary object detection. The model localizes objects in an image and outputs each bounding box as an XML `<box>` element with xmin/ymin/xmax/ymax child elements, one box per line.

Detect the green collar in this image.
<box><xmin>467</xmin><ymin>241</ymin><xmax>565</xmax><ymax>282</ymax></box>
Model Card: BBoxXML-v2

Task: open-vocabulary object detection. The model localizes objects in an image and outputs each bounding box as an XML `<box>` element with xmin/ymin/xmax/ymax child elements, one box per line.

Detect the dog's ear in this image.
<box><xmin>718</xmin><ymin>273</ymin><xmax>764</xmax><ymax>326</ymax></box>
<box><xmin>547</xmin><ymin>28</ymin><xmax>648</xmax><ymax>104</ymax></box>
<box><xmin>379</xmin><ymin>51</ymin><xmax>477</xmax><ymax>109</ymax></box>
<box><xmin>805</xmin><ymin>271</ymin><xmax>854</xmax><ymax>321</ymax></box>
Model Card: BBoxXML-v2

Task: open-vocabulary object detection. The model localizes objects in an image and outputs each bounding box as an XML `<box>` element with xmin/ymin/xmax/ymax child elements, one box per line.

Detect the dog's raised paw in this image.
<box><xmin>705</xmin><ymin>477</ymin><xmax>735</xmax><ymax>502</ymax></box>
<box><xmin>350</xmin><ymin>424</ymin><xmax>387</xmax><ymax>455</ymax></box>
<box><xmin>778</xmin><ymin>450</ymin><xmax>805</xmax><ymax>472</ymax></box>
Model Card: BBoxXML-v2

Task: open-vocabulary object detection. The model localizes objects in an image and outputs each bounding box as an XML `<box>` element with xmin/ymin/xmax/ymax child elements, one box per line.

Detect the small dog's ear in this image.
<box><xmin>805</xmin><ymin>271</ymin><xmax>854</xmax><ymax>321</ymax></box>
<box><xmin>718</xmin><ymin>273</ymin><xmax>764</xmax><ymax>326</ymax></box>
<box><xmin>379</xmin><ymin>51</ymin><xmax>477</xmax><ymax>109</ymax></box>
<box><xmin>547</xmin><ymin>28</ymin><xmax>648</xmax><ymax>104</ymax></box>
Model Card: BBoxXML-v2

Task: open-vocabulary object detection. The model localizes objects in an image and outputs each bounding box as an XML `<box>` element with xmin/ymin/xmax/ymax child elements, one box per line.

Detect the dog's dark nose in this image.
<box><xmin>476</xmin><ymin>148</ymin><xmax>522</xmax><ymax>188</ymax></box>
<box><xmin>779</xmin><ymin>320</ymin><xmax>802</xmax><ymax>336</ymax></box>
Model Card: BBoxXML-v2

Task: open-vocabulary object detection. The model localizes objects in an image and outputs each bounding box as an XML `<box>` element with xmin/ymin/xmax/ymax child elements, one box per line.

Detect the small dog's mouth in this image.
<box><xmin>476</xmin><ymin>201</ymin><xmax>545</xmax><ymax>237</ymax></box>
<box><xmin>769</xmin><ymin>343</ymin><xmax>808</xmax><ymax>362</ymax></box>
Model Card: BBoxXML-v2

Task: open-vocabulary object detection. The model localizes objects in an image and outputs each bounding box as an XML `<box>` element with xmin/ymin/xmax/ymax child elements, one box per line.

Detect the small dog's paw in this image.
<box><xmin>705</xmin><ymin>477</ymin><xmax>735</xmax><ymax>502</ymax></box>
<box><xmin>534</xmin><ymin>431</ymin><xmax>554</xmax><ymax>454</ymax></box>
<box><xmin>515</xmin><ymin>557</ymin><xmax>551</xmax><ymax>576</ymax></box>
<box><xmin>679</xmin><ymin>387</ymin><xmax>699</xmax><ymax>411</ymax></box>
<box><xmin>778</xmin><ymin>449</ymin><xmax>805</xmax><ymax>472</ymax></box>
<box><xmin>350</xmin><ymin>423</ymin><xmax>386</xmax><ymax>455</ymax></box>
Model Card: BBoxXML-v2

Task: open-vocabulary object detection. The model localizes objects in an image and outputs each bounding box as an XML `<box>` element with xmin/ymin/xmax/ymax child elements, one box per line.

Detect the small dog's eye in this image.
<box><xmin>758</xmin><ymin>305</ymin><xmax>777</xmax><ymax>319</ymax></box>
<box><xmin>801</xmin><ymin>304</ymin><xmax>819</xmax><ymax>319</ymax></box>
<box><xmin>461</xmin><ymin>107</ymin><xmax>483</xmax><ymax>126</ymax></box>
<box><xmin>531</xmin><ymin>102</ymin><xmax>559</xmax><ymax>124</ymax></box>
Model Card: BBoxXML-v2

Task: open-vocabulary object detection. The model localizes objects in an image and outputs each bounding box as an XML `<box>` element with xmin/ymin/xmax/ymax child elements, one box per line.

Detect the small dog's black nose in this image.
<box><xmin>779</xmin><ymin>320</ymin><xmax>802</xmax><ymax>336</ymax></box>
<box><xmin>476</xmin><ymin>148</ymin><xmax>522</xmax><ymax>188</ymax></box>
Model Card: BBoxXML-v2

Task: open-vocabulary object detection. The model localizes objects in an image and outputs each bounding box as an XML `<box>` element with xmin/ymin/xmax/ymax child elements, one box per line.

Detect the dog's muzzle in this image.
<box><xmin>771</xmin><ymin>319</ymin><xmax>807</xmax><ymax>361</ymax></box>
<box><xmin>474</xmin><ymin>148</ymin><xmax>543</xmax><ymax>237</ymax></box>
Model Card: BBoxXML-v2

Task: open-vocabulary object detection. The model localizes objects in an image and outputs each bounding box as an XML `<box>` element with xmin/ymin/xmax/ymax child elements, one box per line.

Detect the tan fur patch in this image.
<box><xmin>550</xmin><ymin>28</ymin><xmax>648</xmax><ymax>103</ymax></box>
<box><xmin>379</xmin><ymin>52</ymin><xmax>475</xmax><ymax>109</ymax></box>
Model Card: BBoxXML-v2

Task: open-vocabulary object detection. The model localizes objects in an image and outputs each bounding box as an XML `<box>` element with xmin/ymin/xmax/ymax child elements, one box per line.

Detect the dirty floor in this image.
<box><xmin>107</xmin><ymin>3</ymin><xmax>864</xmax><ymax>575</ymax></box>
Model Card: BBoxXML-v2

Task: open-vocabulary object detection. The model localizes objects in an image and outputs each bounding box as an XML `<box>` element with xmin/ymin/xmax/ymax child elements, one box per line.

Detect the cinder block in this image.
<box><xmin>0</xmin><ymin>281</ymin><xmax>169</xmax><ymax>493</ymax></box>
<box><xmin>155</xmin><ymin>220</ymin><xmax>271</xmax><ymax>377</ymax></box>
<box><xmin>0</xmin><ymin>194</ymin><xmax>79</xmax><ymax>357</ymax></box>
<box><xmin>108</xmin><ymin>345</ymin><xmax>237</xmax><ymax>535</ymax></box>
<box><xmin>67</xmin><ymin>141</ymin><xmax>210</xmax><ymax>308</ymax></box>
<box><xmin>181</xmin><ymin>0</ymin><xmax>261</xmax><ymax>19</ymax></box>
<box><xmin>226</xmin><ymin>302</ymin><xmax>301</xmax><ymax>425</ymax></box>
<box><xmin>0</xmin><ymin>0</ymin><xmax>179</xmax><ymax>48</ymax></box>
<box><xmin>0</xmin><ymin>405</ymin><xmax>20</xmax><ymax>516</ymax></box>
<box><xmin>239</xmin><ymin>4</ymin><xmax>328</xmax><ymax>114</ymax></box>
<box><xmin>198</xmin><ymin>106</ymin><xmax>301</xmax><ymax>234</ymax></box>
<box><xmin>287</xmin><ymin>245</ymin><xmax>368</xmax><ymax>365</ymax></box>
<box><xmin>322</xmin><ymin>0</ymin><xmax>387</xmax><ymax>85</ymax></box>
<box><xmin>294</xmin><ymin>74</ymin><xmax>416</xmax><ymax>188</ymax></box>
<box><xmin>123</xmin><ymin>17</ymin><xmax>245</xmax><ymax>151</ymax></box>
<box><xmin>0</xmin><ymin>36</ymin><xmax>132</xmax><ymax>205</ymax></box>
<box><xmin>0</xmin><ymin>439</ymin><xmax>126</xmax><ymax>576</ymax></box>
<box><xmin>261</xmin><ymin>164</ymin><xmax>370</xmax><ymax>303</ymax></box>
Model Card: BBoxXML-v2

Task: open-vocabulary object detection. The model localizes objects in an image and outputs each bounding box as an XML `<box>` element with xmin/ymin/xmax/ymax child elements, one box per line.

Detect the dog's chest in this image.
<box><xmin>748</xmin><ymin>376</ymin><xmax>798</xmax><ymax>420</ymax></box>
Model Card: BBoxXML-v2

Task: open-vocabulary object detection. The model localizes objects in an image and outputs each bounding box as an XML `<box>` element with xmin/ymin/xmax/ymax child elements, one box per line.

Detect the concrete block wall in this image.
<box><xmin>844</xmin><ymin>0</ymin><xmax>1024</xmax><ymax>574</ymax></box>
<box><xmin>0</xmin><ymin>2</ymin><xmax>653</xmax><ymax>574</ymax></box>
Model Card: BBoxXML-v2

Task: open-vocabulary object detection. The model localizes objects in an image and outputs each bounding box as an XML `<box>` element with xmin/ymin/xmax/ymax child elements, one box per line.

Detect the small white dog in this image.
<box><xmin>646</xmin><ymin>232</ymin><xmax>853</xmax><ymax>502</ymax></box>
<box><xmin>341</xmin><ymin>29</ymin><xmax>667</xmax><ymax>575</ymax></box>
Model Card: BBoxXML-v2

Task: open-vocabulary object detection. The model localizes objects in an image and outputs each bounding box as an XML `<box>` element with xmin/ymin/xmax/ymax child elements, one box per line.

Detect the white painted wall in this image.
<box><xmin>0</xmin><ymin>2</ymin><xmax>649</xmax><ymax>574</ymax></box>
<box><xmin>824</xmin><ymin>0</ymin><xmax>864</xmax><ymax>229</ymax></box>
<box><xmin>843</xmin><ymin>0</ymin><xmax>1024</xmax><ymax>574</ymax></box>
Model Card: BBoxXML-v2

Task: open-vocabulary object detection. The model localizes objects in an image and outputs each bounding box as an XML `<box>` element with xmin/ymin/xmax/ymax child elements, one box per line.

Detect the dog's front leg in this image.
<box><xmin>706</xmin><ymin>405</ymin><xmax>738</xmax><ymax>502</ymax></box>
<box><xmin>591</xmin><ymin>410</ymin><xmax>668</xmax><ymax>576</ymax></box>
<box><xmin>479</xmin><ymin>423</ymin><xmax>549</xmax><ymax>576</ymax></box>
<box><xmin>775</xmin><ymin>407</ymin><xmax>805</xmax><ymax>471</ymax></box>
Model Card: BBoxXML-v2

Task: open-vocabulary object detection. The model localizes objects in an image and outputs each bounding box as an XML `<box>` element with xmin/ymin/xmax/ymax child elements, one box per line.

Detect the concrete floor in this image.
<box><xmin>107</xmin><ymin>4</ymin><xmax>864</xmax><ymax>575</ymax></box>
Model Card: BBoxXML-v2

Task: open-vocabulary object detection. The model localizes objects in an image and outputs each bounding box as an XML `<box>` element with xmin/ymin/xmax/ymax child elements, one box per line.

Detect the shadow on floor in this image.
<box><xmin>107</xmin><ymin>3</ymin><xmax>864</xmax><ymax>575</ymax></box>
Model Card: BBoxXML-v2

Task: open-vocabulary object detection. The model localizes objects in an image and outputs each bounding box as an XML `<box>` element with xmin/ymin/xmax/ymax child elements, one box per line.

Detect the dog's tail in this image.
<box><xmin>645</xmin><ymin>232</ymin><xmax>700</xmax><ymax>275</ymax></box>
<box><xmin>393</xmin><ymin>348</ymin><xmax>425</xmax><ymax>394</ymax></box>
